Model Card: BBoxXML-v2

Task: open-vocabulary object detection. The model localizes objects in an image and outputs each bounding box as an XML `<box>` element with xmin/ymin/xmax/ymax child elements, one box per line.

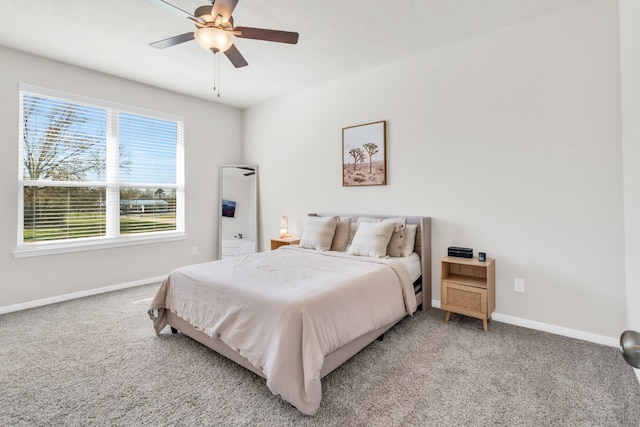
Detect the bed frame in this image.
<box><xmin>166</xmin><ymin>214</ymin><xmax>431</xmax><ymax>380</ymax></box>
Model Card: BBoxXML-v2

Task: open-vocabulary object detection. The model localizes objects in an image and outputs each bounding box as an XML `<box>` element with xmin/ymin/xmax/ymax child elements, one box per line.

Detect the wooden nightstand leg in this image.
<box><xmin>444</xmin><ymin>311</ymin><xmax>451</xmax><ymax>322</ymax></box>
<box><xmin>482</xmin><ymin>319</ymin><xmax>488</xmax><ymax>332</ymax></box>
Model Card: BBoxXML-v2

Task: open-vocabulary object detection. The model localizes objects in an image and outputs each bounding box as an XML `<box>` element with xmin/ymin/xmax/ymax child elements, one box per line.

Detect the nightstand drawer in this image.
<box><xmin>441</xmin><ymin>281</ymin><xmax>487</xmax><ymax>318</ymax></box>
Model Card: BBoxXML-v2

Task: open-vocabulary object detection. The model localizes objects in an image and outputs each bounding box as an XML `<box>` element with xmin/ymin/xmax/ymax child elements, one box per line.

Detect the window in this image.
<box><xmin>15</xmin><ymin>84</ymin><xmax>185</xmax><ymax>257</ymax></box>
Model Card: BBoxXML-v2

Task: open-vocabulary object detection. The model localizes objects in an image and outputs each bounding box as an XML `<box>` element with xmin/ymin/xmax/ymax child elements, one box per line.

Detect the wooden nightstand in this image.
<box><xmin>441</xmin><ymin>256</ymin><xmax>495</xmax><ymax>332</ymax></box>
<box><xmin>270</xmin><ymin>237</ymin><xmax>300</xmax><ymax>250</ymax></box>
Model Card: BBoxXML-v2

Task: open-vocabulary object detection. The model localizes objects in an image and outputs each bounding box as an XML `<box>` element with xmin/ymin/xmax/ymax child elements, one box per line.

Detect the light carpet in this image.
<box><xmin>1</xmin><ymin>283</ymin><xmax>638</xmax><ymax>426</ymax></box>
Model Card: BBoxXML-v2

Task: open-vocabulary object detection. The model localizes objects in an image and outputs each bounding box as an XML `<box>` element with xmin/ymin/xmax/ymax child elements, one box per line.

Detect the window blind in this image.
<box><xmin>18</xmin><ymin>84</ymin><xmax>184</xmax><ymax>250</ymax></box>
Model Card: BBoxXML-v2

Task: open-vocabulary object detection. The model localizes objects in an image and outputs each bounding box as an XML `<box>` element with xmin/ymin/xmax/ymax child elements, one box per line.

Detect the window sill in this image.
<box><xmin>13</xmin><ymin>232</ymin><xmax>187</xmax><ymax>258</ymax></box>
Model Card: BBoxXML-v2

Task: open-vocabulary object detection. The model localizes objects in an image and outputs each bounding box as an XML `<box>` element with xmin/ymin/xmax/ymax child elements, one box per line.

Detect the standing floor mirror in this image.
<box><xmin>218</xmin><ymin>165</ymin><xmax>259</xmax><ymax>260</ymax></box>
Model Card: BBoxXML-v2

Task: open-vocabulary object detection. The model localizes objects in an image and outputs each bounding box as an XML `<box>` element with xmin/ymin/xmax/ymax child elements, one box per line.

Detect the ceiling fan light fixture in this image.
<box><xmin>194</xmin><ymin>27</ymin><xmax>233</xmax><ymax>53</ymax></box>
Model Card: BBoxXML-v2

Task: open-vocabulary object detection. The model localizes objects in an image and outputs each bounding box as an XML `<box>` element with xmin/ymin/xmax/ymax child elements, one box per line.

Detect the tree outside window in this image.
<box><xmin>18</xmin><ymin>86</ymin><xmax>184</xmax><ymax>249</ymax></box>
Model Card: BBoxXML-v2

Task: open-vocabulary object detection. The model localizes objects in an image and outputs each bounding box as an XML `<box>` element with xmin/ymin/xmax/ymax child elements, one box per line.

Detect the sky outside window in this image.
<box><xmin>119</xmin><ymin>113</ymin><xmax>177</xmax><ymax>185</ymax></box>
<box><xmin>22</xmin><ymin>94</ymin><xmax>177</xmax><ymax>185</ymax></box>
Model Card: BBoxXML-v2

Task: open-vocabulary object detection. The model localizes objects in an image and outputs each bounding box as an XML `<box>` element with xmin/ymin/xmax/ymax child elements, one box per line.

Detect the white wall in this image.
<box><xmin>0</xmin><ymin>46</ymin><xmax>243</xmax><ymax>309</ymax></box>
<box><xmin>619</xmin><ymin>0</ymin><xmax>640</xmax><ymax>380</ymax></box>
<box><xmin>244</xmin><ymin>0</ymin><xmax>626</xmax><ymax>339</ymax></box>
<box><xmin>620</xmin><ymin>0</ymin><xmax>640</xmax><ymax>331</ymax></box>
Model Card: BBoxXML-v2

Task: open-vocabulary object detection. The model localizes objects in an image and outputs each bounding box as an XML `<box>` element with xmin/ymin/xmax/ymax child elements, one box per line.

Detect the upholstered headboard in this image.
<box><xmin>309</xmin><ymin>213</ymin><xmax>432</xmax><ymax>310</ymax></box>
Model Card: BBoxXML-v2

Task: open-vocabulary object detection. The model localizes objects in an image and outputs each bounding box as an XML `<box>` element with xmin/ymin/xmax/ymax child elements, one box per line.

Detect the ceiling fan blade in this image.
<box><xmin>211</xmin><ymin>0</ymin><xmax>239</xmax><ymax>22</ymax></box>
<box><xmin>224</xmin><ymin>44</ymin><xmax>248</xmax><ymax>68</ymax></box>
<box><xmin>144</xmin><ymin>0</ymin><xmax>204</xmax><ymax>24</ymax></box>
<box><xmin>150</xmin><ymin>32</ymin><xmax>195</xmax><ymax>49</ymax></box>
<box><xmin>234</xmin><ymin>27</ymin><xmax>299</xmax><ymax>44</ymax></box>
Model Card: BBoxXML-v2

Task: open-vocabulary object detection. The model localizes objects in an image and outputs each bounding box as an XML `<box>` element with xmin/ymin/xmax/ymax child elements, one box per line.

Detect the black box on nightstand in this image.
<box><xmin>447</xmin><ymin>246</ymin><xmax>473</xmax><ymax>258</ymax></box>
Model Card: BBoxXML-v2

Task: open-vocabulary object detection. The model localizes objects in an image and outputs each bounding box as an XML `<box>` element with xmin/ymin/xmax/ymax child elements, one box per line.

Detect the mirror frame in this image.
<box><xmin>218</xmin><ymin>165</ymin><xmax>259</xmax><ymax>260</ymax></box>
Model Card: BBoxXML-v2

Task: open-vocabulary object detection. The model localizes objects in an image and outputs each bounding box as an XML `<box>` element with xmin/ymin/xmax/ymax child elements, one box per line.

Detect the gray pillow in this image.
<box><xmin>330</xmin><ymin>217</ymin><xmax>352</xmax><ymax>251</ymax></box>
<box><xmin>401</xmin><ymin>224</ymin><xmax>418</xmax><ymax>257</ymax></box>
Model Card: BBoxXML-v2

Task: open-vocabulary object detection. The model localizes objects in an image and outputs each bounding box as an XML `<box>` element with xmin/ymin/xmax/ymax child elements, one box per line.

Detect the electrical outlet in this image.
<box><xmin>514</xmin><ymin>278</ymin><xmax>525</xmax><ymax>293</ymax></box>
<box><xmin>192</xmin><ymin>246</ymin><xmax>198</xmax><ymax>256</ymax></box>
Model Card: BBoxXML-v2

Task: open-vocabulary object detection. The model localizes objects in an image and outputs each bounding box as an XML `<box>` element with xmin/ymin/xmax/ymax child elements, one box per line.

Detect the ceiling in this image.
<box><xmin>0</xmin><ymin>0</ymin><xmax>588</xmax><ymax>110</ymax></box>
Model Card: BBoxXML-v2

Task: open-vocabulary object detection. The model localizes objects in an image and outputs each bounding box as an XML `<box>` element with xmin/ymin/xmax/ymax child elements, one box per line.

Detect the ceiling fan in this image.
<box><xmin>147</xmin><ymin>0</ymin><xmax>299</xmax><ymax>68</ymax></box>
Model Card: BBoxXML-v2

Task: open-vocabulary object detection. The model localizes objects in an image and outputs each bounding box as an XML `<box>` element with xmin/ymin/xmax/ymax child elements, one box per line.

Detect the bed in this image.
<box><xmin>149</xmin><ymin>213</ymin><xmax>431</xmax><ymax>415</ymax></box>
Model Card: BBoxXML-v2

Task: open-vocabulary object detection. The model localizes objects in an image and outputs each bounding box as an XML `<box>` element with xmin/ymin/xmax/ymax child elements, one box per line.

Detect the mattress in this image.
<box><xmin>398</xmin><ymin>252</ymin><xmax>421</xmax><ymax>283</ymax></box>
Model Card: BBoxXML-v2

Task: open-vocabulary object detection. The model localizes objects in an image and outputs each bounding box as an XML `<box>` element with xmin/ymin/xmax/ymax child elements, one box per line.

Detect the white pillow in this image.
<box><xmin>299</xmin><ymin>216</ymin><xmax>338</xmax><ymax>251</ymax></box>
<box><xmin>347</xmin><ymin>221</ymin><xmax>396</xmax><ymax>258</ymax></box>
<box><xmin>357</xmin><ymin>216</ymin><xmax>405</xmax><ymax>232</ymax></box>
<box><xmin>357</xmin><ymin>216</ymin><xmax>406</xmax><ymax>257</ymax></box>
<box><xmin>401</xmin><ymin>224</ymin><xmax>418</xmax><ymax>257</ymax></box>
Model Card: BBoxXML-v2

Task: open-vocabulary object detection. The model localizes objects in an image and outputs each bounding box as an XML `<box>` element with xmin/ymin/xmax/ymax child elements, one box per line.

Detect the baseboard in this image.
<box><xmin>432</xmin><ymin>299</ymin><xmax>619</xmax><ymax>348</ymax></box>
<box><xmin>0</xmin><ymin>276</ymin><xmax>165</xmax><ymax>315</ymax></box>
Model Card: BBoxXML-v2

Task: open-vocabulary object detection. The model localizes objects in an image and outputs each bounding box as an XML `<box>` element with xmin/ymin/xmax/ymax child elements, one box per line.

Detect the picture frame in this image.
<box><xmin>342</xmin><ymin>120</ymin><xmax>386</xmax><ymax>186</ymax></box>
<box><xmin>221</xmin><ymin>199</ymin><xmax>236</xmax><ymax>218</ymax></box>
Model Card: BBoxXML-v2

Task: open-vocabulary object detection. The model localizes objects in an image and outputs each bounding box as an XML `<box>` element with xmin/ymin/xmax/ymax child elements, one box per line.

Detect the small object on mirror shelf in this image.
<box><xmin>478</xmin><ymin>252</ymin><xmax>486</xmax><ymax>262</ymax></box>
<box><xmin>620</xmin><ymin>330</ymin><xmax>640</xmax><ymax>368</ymax></box>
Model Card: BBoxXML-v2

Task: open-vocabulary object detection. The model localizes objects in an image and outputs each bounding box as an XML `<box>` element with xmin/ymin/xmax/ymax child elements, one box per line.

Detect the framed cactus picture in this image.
<box><xmin>342</xmin><ymin>120</ymin><xmax>386</xmax><ymax>186</ymax></box>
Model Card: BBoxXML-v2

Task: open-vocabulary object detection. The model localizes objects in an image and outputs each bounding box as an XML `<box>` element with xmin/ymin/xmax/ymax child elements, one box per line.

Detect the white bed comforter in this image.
<box><xmin>149</xmin><ymin>247</ymin><xmax>417</xmax><ymax>415</ymax></box>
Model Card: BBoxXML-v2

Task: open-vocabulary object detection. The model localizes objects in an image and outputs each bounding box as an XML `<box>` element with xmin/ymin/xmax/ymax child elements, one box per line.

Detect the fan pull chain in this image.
<box><xmin>211</xmin><ymin>49</ymin><xmax>220</xmax><ymax>98</ymax></box>
<box><xmin>217</xmin><ymin>51</ymin><xmax>221</xmax><ymax>98</ymax></box>
<box><xmin>212</xmin><ymin>51</ymin><xmax>221</xmax><ymax>98</ymax></box>
<box><xmin>212</xmin><ymin>52</ymin><xmax>217</xmax><ymax>93</ymax></box>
